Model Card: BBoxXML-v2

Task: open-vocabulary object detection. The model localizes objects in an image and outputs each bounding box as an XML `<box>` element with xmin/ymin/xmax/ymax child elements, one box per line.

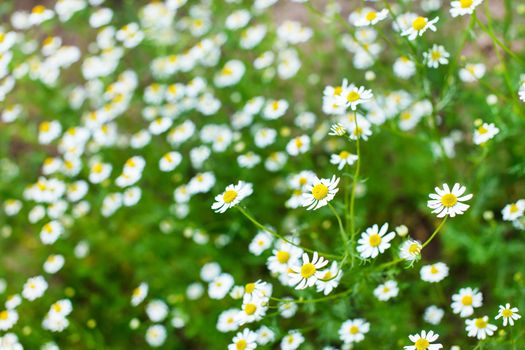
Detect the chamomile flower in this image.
<box><xmin>420</xmin><ymin>262</ymin><xmax>449</xmax><ymax>283</ymax></box>
<box><xmin>450</xmin><ymin>0</ymin><xmax>483</xmax><ymax>17</ymax></box>
<box><xmin>228</xmin><ymin>328</ymin><xmax>258</xmax><ymax>350</ymax></box>
<box><xmin>423</xmin><ymin>45</ymin><xmax>449</xmax><ymax>68</ymax></box>
<box><xmin>338</xmin><ymin>318</ymin><xmax>370</xmax><ymax>344</ymax></box>
<box><xmin>280</xmin><ymin>330</ymin><xmax>304</xmax><ymax>350</ymax></box>
<box><xmin>404</xmin><ymin>330</ymin><xmax>443</xmax><ymax>350</ymax></box>
<box><xmin>288</xmin><ymin>252</ymin><xmax>329</xmax><ymax>290</ymax></box>
<box><xmin>302</xmin><ymin>175</ymin><xmax>340</xmax><ymax>210</ymax></box>
<box><xmin>459</xmin><ymin>63</ymin><xmax>486</xmax><ymax>83</ymax></box>
<box><xmin>394</xmin><ymin>56</ymin><xmax>416</xmax><ymax>79</ymax></box>
<box><xmin>473</xmin><ymin>122</ymin><xmax>499</xmax><ymax>145</ymax></box>
<box><xmin>357</xmin><ymin>223</ymin><xmax>396</xmax><ymax>259</ymax></box>
<box><xmin>401</xmin><ymin>16</ymin><xmax>439</xmax><ymax>40</ymax></box>
<box><xmin>0</xmin><ymin>309</ymin><xmax>18</xmax><ymax>331</ymax></box>
<box><xmin>427</xmin><ymin>183</ymin><xmax>473</xmax><ymax>217</ymax></box>
<box><xmin>315</xmin><ymin>261</ymin><xmax>342</xmax><ymax>295</ymax></box>
<box><xmin>131</xmin><ymin>283</ymin><xmax>148</xmax><ymax>306</ymax></box>
<box><xmin>354</xmin><ymin>9</ymin><xmax>389</xmax><ymax>27</ymax></box>
<box><xmin>501</xmin><ymin>200</ymin><xmax>525</xmax><ymax>221</ymax></box>
<box><xmin>399</xmin><ymin>239</ymin><xmax>422</xmax><ymax>261</ymax></box>
<box><xmin>424</xmin><ymin>306</ymin><xmax>445</xmax><ymax>325</ymax></box>
<box><xmin>329</xmin><ymin>123</ymin><xmax>347</xmax><ymax>136</ymax></box>
<box><xmin>249</xmin><ymin>231</ymin><xmax>274</xmax><ymax>256</ymax></box>
<box><xmin>373</xmin><ymin>280</ymin><xmax>399</xmax><ymax>301</ymax></box>
<box><xmin>495</xmin><ymin>304</ymin><xmax>521</xmax><ymax>326</ymax></box>
<box><xmin>212</xmin><ymin>181</ymin><xmax>253</xmax><ymax>213</ymax></box>
<box><xmin>145</xmin><ymin>325</ymin><xmax>167</xmax><ymax>347</ymax></box>
<box><xmin>465</xmin><ymin>316</ymin><xmax>497</xmax><ymax>339</ymax></box>
<box><xmin>286</xmin><ymin>135</ymin><xmax>310</xmax><ymax>156</ymax></box>
<box><xmin>238</xmin><ymin>295</ymin><xmax>268</xmax><ymax>325</ymax></box>
<box><xmin>337</xmin><ymin>84</ymin><xmax>374</xmax><ymax>111</ymax></box>
<box><xmin>22</xmin><ymin>276</ymin><xmax>48</xmax><ymax>301</ymax></box>
<box><xmin>330</xmin><ymin>151</ymin><xmax>358</xmax><ymax>170</ymax></box>
<box><xmin>451</xmin><ymin>287</ymin><xmax>483</xmax><ymax>317</ymax></box>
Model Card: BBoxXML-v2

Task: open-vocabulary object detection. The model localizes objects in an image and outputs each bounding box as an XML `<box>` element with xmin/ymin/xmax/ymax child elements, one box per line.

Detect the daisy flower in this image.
<box><xmin>228</xmin><ymin>328</ymin><xmax>258</xmax><ymax>350</ymax></box>
<box><xmin>373</xmin><ymin>280</ymin><xmax>399</xmax><ymax>301</ymax></box>
<box><xmin>399</xmin><ymin>239</ymin><xmax>422</xmax><ymax>261</ymax></box>
<box><xmin>401</xmin><ymin>16</ymin><xmax>439</xmax><ymax>40</ymax></box>
<box><xmin>357</xmin><ymin>223</ymin><xmax>396</xmax><ymax>259</ymax></box>
<box><xmin>450</xmin><ymin>0</ymin><xmax>483</xmax><ymax>17</ymax></box>
<box><xmin>420</xmin><ymin>262</ymin><xmax>449</xmax><ymax>283</ymax></box>
<box><xmin>330</xmin><ymin>151</ymin><xmax>358</xmax><ymax>170</ymax></box>
<box><xmin>280</xmin><ymin>330</ymin><xmax>304</xmax><ymax>350</ymax></box>
<box><xmin>495</xmin><ymin>304</ymin><xmax>521</xmax><ymax>326</ymax></box>
<box><xmin>501</xmin><ymin>200</ymin><xmax>525</xmax><ymax>221</ymax></box>
<box><xmin>423</xmin><ymin>44</ymin><xmax>449</xmax><ymax>68</ymax></box>
<box><xmin>427</xmin><ymin>183</ymin><xmax>473</xmax><ymax>218</ymax></box>
<box><xmin>288</xmin><ymin>252</ymin><xmax>329</xmax><ymax>290</ymax></box>
<box><xmin>465</xmin><ymin>316</ymin><xmax>497</xmax><ymax>339</ymax></box>
<box><xmin>302</xmin><ymin>175</ymin><xmax>340</xmax><ymax>210</ymax></box>
<box><xmin>473</xmin><ymin>122</ymin><xmax>499</xmax><ymax>145</ymax></box>
<box><xmin>451</xmin><ymin>287</ymin><xmax>483</xmax><ymax>317</ymax></box>
<box><xmin>212</xmin><ymin>181</ymin><xmax>253</xmax><ymax>213</ymax></box>
<box><xmin>338</xmin><ymin>318</ymin><xmax>370</xmax><ymax>344</ymax></box>
<box><xmin>355</xmin><ymin>9</ymin><xmax>389</xmax><ymax>27</ymax></box>
<box><xmin>404</xmin><ymin>330</ymin><xmax>443</xmax><ymax>350</ymax></box>
<box><xmin>424</xmin><ymin>306</ymin><xmax>445</xmax><ymax>325</ymax></box>
<box><xmin>459</xmin><ymin>63</ymin><xmax>486</xmax><ymax>83</ymax></box>
<box><xmin>315</xmin><ymin>261</ymin><xmax>342</xmax><ymax>295</ymax></box>
<box><xmin>337</xmin><ymin>84</ymin><xmax>374</xmax><ymax>111</ymax></box>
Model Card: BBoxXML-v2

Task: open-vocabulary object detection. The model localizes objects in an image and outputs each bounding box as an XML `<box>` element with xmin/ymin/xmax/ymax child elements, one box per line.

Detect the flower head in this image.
<box><xmin>427</xmin><ymin>183</ymin><xmax>473</xmax><ymax>217</ymax></box>
<box><xmin>302</xmin><ymin>175</ymin><xmax>340</xmax><ymax>210</ymax></box>
<box><xmin>288</xmin><ymin>252</ymin><xmax>329</xmax><ymax>290</ymax></box>
<box><xmin>212</xmin><ymin>181</ymin><xmax>253</xmax><ymax>213</ymax></box>
<box><xmin>404</xmin><ymin>330</ymin><xmax>443</xmax><ymax>350</ymax></box>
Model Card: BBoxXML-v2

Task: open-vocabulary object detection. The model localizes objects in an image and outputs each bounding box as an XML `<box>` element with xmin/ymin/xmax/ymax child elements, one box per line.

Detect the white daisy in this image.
<box><xmin>465</xmin><ymin>316</ymin><xmax>497</xmax><ymax>339</ymax></box>
<box><xmin>451</xmin><ymin>287</ymin><xmax>483</xmax><ymax>317</ymax></box>
<box><xmin>427</xmin><ymin>183</ymin><xmax>473</xmax><ymax>218</ymax></box>
<box><xmin>420</xmin><ymin>262</ymin><xmax>449</xmax><ymax>283</ymax></box>
<box><xmin>423</xmin><ymin>44</ymin><xmax>449</xmax><ymax>68</ymax></box>
<box><xmin>212</xmin><ymin>181</ymin><xmax>253</xmax><ymax>213</ymax></box>
<box><xmin>330</xmin><ymin>151</ymin><xmax>358</xmax><ymax>170</ymax></box>
<box><xmin>399</xmin><ymin>239</ymin><xmax>422</xmax><ymax>261</ymax></box>
<box><xmin>338</xmin><ymin>318</ymin><xmax>370</xmax><ymax>344</ymax></box>
<box><xmin>302</xmin><ymin>175</ymin><xmax>340</xmax><ymax>210</ymax></box>
<box><xmin>473</xmin><ymin>122</ymin><xmax>499</xmax><ymax>145</ymax></box>
<box><xmin>401</xmin><ymin>16</ymin><xmax>439</xmax><ymax>40</ymax></box>
<box><xmin>450</xmin><ymin>0</ymin><xmax>483</xmax><ymax>17</ymax></box>
<box><xmin>495</xmin><ymin>303</ymin><xmax>521</xmax><ymax>326</ymax></box>
<box><xmin>357</xmin><ymin>223</ymin><xmax>396</xmax><ymax>259</ymax></box>
<box><xmin>373</xmin><ymin>280</ymin><xmax>399</xmax><ymax>301</ymax></box>
<box><xmin>404</xmin><ymin>330</ymin><xmax>443</xmax><ymax>350</ymax></box>
<box><xmin>288</xmin><ymin>252</ymin><xmax>329</xmax><ymax>290</ymax></box>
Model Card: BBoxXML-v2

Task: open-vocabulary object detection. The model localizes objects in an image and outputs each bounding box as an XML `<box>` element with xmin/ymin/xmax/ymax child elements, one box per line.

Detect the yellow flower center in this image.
<box><xmin>334</xmin><ymin>86</ymin><xmax>343</xmax><ymax>95</ymax></box>
<box><xmin>294</xmin><ymin>137</ymin><xmax>303</xmax><ymax>148</ymax></box>
<box><xmin>222</xmin><ymin>67</ymin><xmax>233</xmax><ymax>76</ymax></box>
<box><xmin>40</xmin><ymin>122</ymin><xmax>51</xmax><ymax>132</ymax></box>
<box><xmin>349</xmin><ymin>325</ymin><xmax>359</xmax><ymax>334</ymax></box>
<box><xmin>431</xmin><ymin>51</ymin><xmax>441</xmax><ymax>60</ymax></box>
<box><xmin>300</xmin><ymin>263</ymin><xmax>316</xmax><ymax>278</ymax></box>
<box><xmin>0</xmin><ymin>310</ymin><xmax>8</xmax><ymax>320</ymax></box>
<box><xmin>223</xmin><ymin>190</ymin><xmax>238</xmax><ymax>204</ymax></box>
<box><xmin>408</xmin><ymin>243</ymin><xmax>421</xmax><ymax>255</ymax></box>
<box><xmin>346</xmin><ymin>91</ymin><xmax>360</xmax><ymax>102</ymax></box>
<box><xmin>401</xmin><ymin>112</ymin><xmax>412</xmax><ymax>120</ymax></box>
<box><xmin>245</xmin><ymin>283</ymin><xmax>255</xmax><ymax>294</ymax></box>
<box><xmin>366</xmin><ymin>11</ymin><xmax>377</xmax><ymax>21</ymax></box>
<box><xmin>277</xmin><ymin>251</ymin><xmax>290</xmax><ymax>263</ymax></box>
<box><xmin>412</xmin><ymin>17</ymin><xmax>427</xmax><ymax>31</ymax></box>
<box><xmin>415</xmin><ymin>338</ymin><xmax>430</xmax><ymax>350</ymax></box>
<box><xmin>339</xmin><ymin>151</ymin><xmax>350</xmax><ymax>159</ymax></box>
<box><xmin>312</xmin><ymin>184</ymin><xmax>329</xmax><ymax>200</ymax></box>
<box><xmin>271</xmin><ymin>101</ymin><xmax>280</xmax><ymax>111</ymax></box>
<box><xmin>475</xmin><ymin>317</ymin><xmax>487</xmax><ymax>329</ymax></box>
<box><xmin>460</xmin><ymin>0</ymin><xmax>473</xmax><ymax>8</ymax></box>
<box><xmin>244</xmin><ymin>303</ymin><xmax>257</xmax><ymax>315</ymax></box>
<box><xmin>509</xmin><ymin>203</ymin><xmax>519</xmax><ymax>213</ymax></box>
<box><xmin>477</xmin><ymin>125</ymin><xmax>488</xmax><ymax>134</ymax></box>
<box><xmin>369</xmin><ymin>233</ymin><xmax>382</xmax><ymax>247</ymax></box>
<box><xmin>461</xmin><ymin>295</ymin><xmax>473</xmax><ymax>306</ymax></box>
<box><xmin>92</xmin><ymin>163</ymin><xmax>103</xmax><ymax>174</ymax></box>
<box><xmin>236</xmin><ymin>339</ymin><xmax>247</xmax><ymax>350</ymax></box>
<box><xmin>32</xmin><ymin>5</ymin><xmax>46</xmax><ymax>14</ymax></box>
<box><xmin>440</xmin><ymin>193</ymin><xmax>458</xmax><ymax>207</ymax></box>
<box><xmin>53</xmin><ymin>303</ymin><xmax>62</xmax><ymax>313</ymax></box>
<box><xmin>430</xmin><ymin>265</ymin><xmax>439</xmax><ymax>274</ymax></box>
<box><xmin>502</xmin><ymin>309</ymin><xmax>513</xmax><ymax>318</ymax></box>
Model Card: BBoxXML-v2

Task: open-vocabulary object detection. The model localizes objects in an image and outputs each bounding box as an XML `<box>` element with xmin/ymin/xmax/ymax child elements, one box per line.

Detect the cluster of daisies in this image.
<box><xmin>0</xmin><ymin>0</ymin><xmax>524</xmax><ymax>348</ymax></box>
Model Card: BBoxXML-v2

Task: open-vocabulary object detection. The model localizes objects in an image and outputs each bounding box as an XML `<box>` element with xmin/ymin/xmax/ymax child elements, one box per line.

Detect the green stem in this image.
<box><xmin>422</xmin><ymin>216</ymin><xmax>448</xmax><ymax>248</ymax></box>
<box><xmin>236</xmin><ymin>206</ymin><xmax>343</xmax><ymax>260</ymax></box>
<box><xmin>349</xmin><ymin>111</ymin><xmax>361</xmax><ymax>268</ymax></box>
<box><xmin>328</xmin><ymin>203</ymin><xmax>349</xmax><ymax>251</ymax></box>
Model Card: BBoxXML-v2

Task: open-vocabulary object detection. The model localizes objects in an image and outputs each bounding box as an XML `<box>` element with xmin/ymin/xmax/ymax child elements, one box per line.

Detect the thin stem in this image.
<box><xmin>328</xmin><ymin>203</ymin><xmax>348</xmax><ymax>250</ymax></box>
<box><xmin>422</xmin><ymin>216</ymin><xmax>448</xmax><ymax>248</ymax></box>
<box><xmin>475</xmin><ymin>16</ymin><xmax>524</xmax><ymax>65</ymax></box>
<box><xmin>349</xmin><ymin>111</ymin><xmax>361</xmax><ymax>267</ymax></box>
<box><xmin>236</xmin><ymin>206</ymin><xmax>343</xmax><ymax>260</ymax></box>
<box><xmin>270</xmin><ymin>287</ymin><xmax>353</xmax><ymax>305</ymax></box>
